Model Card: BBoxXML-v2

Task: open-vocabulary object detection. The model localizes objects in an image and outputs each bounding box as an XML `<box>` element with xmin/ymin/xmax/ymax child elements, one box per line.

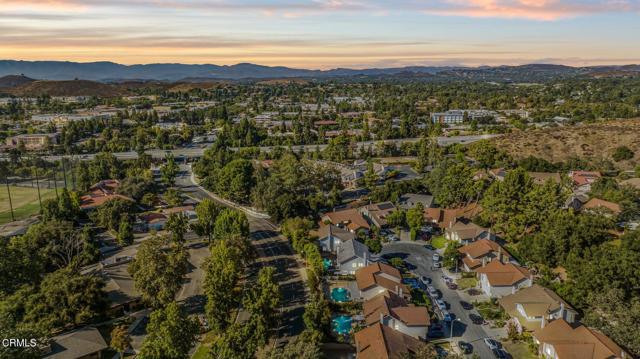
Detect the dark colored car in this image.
<box><xmin>492</xmin><ymin>349</ymin><xmax>507</xmax><ymax>359</ymax></box>
<box><xmin>446</xmin><ymin>281</ymin><xmax>458</xmax><ymax>290</ymax></box>
<box><xmin>457</xmin><ymin>341</ymin><xmax>473</xmax><ymax>354</ymax></box>
<box><xmin>469</xmin><ymin>313</ymin><xmax>485</xmax><ymax>325</ymax></box>
<box><xmin>424</xmin><ymin>244</ymin><xmax>435</xmax><ymax>250</ymax></box>
<box><xmin>460</xmin><ymin>301</ymin><xmax>473</xmax><ymax>310</ymax></box>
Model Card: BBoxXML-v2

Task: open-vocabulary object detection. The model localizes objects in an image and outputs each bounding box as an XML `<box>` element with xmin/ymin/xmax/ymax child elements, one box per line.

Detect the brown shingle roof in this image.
<box><xmin>534</xmin><ymin>319</ymin><xmax>627</xmax><ymax>359</ymax></box>
<box><xmin>355</xmin><ymin>263</ymin><xmax>409</xmax><ymax>294</ymax></box>
<box><xmin>458</xmin><ymin>238</ymin><xmax>505</xmax><ymax>259</ymax></box>
<box><xmin>355</xmin><ymin>323</ymin><xmax>422</xmax><ymax>359</ymax></box>
<box><xmin>476</xmin><ymin>260</ymin><xmax>530</xmax><ymax>286</ymax></box>
<box><xmin>582</xmin><ymin>198</ymin><xmax>622</xmax><ymax>215</ymax></box>
<box><xmin>322</xmin><ymin>208</ymin><xmax>370</xmax><ymax>231</ymax></box>
<box><xmin>363</xmin><ymin>291</ymin><xmax>429</xmax><ymax>327</ymax></box>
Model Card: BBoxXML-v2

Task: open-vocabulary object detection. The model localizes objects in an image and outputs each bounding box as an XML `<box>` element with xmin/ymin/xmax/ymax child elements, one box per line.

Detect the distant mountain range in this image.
<box><xmin>1</xmin><ymin>60</ymin><xmax>639</xmax><ymax>83</ymax></box>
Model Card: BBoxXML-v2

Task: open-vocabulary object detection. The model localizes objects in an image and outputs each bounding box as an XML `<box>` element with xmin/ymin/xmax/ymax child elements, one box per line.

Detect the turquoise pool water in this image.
<box><xmin>331</xmin><ymin>287</ymin><xmax>351</xmax><ymax>302</ymax></box>
<box><xmin>332</xmin><ymin>315</ymin><xmax>352</xmax><ymax>335</ymax></box>
<box><xmin>323</xmin><ymin>258</ymin><xmax>332</xmax><ymax>270</ymax></box>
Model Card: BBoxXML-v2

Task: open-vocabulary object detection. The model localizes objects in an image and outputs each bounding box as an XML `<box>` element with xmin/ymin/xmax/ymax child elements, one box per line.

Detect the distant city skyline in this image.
<box><xmin>1</xmin><ymin>0</ymin><xmax>639</xmax><ymax>68</ymax></box>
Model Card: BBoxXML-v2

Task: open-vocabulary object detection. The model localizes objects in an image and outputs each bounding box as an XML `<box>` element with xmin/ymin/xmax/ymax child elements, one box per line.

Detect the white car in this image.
<box><xmin>427</xmin><ymin>286</ymin><xmax>439</xmax><ymax>297</ymax></box>
<box><xmin>436</xmin><ymin>299</ymin><xmax>447</xmax><ymax>311</ymax></box>
<box><xmin>420</xmin><ymin>276</ymin><xmax>431</xmax><ymax>285</ymax></box>
<box><xmin>484</xmin><ymin>338</ymin><xmax>500</xmax><ymax>350</ymax></box>
<box><xmin>432</xmin><ymin>253</ymin><xmax>440</xmax><ymax>262</ymax></box>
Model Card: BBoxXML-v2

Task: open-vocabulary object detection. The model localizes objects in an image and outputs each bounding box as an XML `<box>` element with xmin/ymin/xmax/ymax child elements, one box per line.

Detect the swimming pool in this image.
<box><xmin>332</xmin><ymin>315</ymin><xmax>352</xmax><ymax>335</ymax></box>
<box><xmin>331</xmin><ymin>287</ymin><xmax>351</xmax><ymax>302</ymax></box>
<box><xmin>323</xmin><ymin>258</ymin><xmax>332</xmax><ymax>271</ymax></box>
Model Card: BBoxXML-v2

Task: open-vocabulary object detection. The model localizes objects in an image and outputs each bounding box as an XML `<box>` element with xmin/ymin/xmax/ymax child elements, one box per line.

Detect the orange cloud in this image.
<box><xmin>424</xmin><ymin>0</ymin><xmax>633</xmax><ymax>21</ymax></box>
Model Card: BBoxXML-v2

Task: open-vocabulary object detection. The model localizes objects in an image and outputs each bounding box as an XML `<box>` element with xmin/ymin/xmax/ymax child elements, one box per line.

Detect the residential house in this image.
<box><xmin>528</xmin><ymin>172</ymin><xmax>562</xmax><ymax>186</ymax></box>
<box><xmin>431</xmin><ymin>110</ymin><xmax>465</xmax><ymax>124</ymax></box>
<box><xmin>317</xmin><ymin>224</ymin><xmax>356</xmax><ymax>253</ymax></box>
<box><xmin>42</xmin><ymin>326</ymin><xmax>108</xmax><ymax>359</ymax></box>
<box><xmin>569</xmin><ymin>171</ymin><xmax>601</xmax><ymax>191</ymax></box>
<box><xmin>101</xmin><ymin>260</ymin><xmax>141</xmax><ymax>312</ymax></box>
<box><xmin>488</xmin><ymin>168</ymin><xmax>507</xmax><ymax>182</ymax></box>
<box><xmin>354</xmin><ymin>323</ymin><xmax>423</xmax><ymax>359</ymax></box>
<box><xmin>363</xmin><ymin>291</ymin><xmax>430</xmax><ymax>339</ymax></box>
<box><xmin>336</xmin><ymin>239</ymin><xmax>373</xmax><ymax>275</ymax></box>
<box><xmin>563</xmin><ymin>193</ymin><xmax>589</xmax><ymax>211</ymax></box>
<box><xmin>398</xmin><ymin>193</ymin><xmax>434</xmax><ymax>210</ymax></box>
<box><xmin>458</xmin><ymin>238</ymin><xmax>511</xmax><ymax>272</ymax></box>
<box><xmin>423</xmin><ymin>203</ymin><xmax>482</xmax><ymax>230</ymax></box>
<box><xmin>360</xmin><ymin>202</ymin><xmax>397</xmax><ymax>228</ymax></box>
<box><xmin>162</xmin><ymin>205</ymin><xmax>198</xmax><ymax>221</ymax></box>
<box><xmin>138</xmin><ymin>212</ymin><xmax>168</xmax><ymax>232</ymax></box>
<box><xmin>445</xmin><ymin>218</ymin><xmax>495</xmax><ymax>244</ymax></box>
<box><xmin>321</xmin><ymin>208</ymin><xmax>370</xmax><ymax>233</ymax></box>
<box><xmin>80</xmin><ymin>180</ymin><xmax>134</xmax><ymax>211</ymax></box>
<box><xmin>581</xmin><ymin>198</ymin><xmax>622</xmax><ymax>217</ymax></box>
<box><xmin>0</xmin><ymin>217</ymin><xmax>40</xmax><ymax>238</ymax></box>
<box><xmin>498</xmin><ymin>284</ymin><xmax>578</xmax><ymax>331</ymax></box>
<box><xmin>533</xmin><ymin>319</ymin><xmax>629</xmax><ymax>359</ymax></box>
<box><xmin>475</xmin><ymin>260</ymin><xmax>532</xmax><ymax>298</ymax></box>
<box><xmin>356</xmin><ymin>263</ymin><xmax>410</xmax><ymax>301</ymax></box>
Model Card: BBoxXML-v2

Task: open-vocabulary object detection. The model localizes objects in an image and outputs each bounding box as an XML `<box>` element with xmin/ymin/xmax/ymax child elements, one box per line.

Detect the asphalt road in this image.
<box><xmin>175</xmin><ymin>165</ymin><xmax>307</xmax><ymax>339</ymax></box>
<box><xmin>380</xmin><ymin>242</ymin><xmax>499</xmax><ymax>359</ymax></box>
<box><xmin>35</xmin><ymin>134</ymin><xmax>500</xmax><ymax>162</ymax></box>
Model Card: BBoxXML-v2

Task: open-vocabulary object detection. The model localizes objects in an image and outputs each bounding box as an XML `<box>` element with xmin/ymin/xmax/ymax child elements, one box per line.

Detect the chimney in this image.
<box><xmin>399</xmin><ymin>287</ymin><xmax>403</xmax><ymax>298</ymax></box>
<box><xmin>560</xmin><ymin>303</ymin><xmax>565</xmax><ymax>320</ymax></box>
<box><xmin>395</xmin><ymin>285</ymin><xmax>399</xmax><ymax>295</ymax></box>
<box><xmin>380</xmin><ymin>312</ymin><xmax>384</xmax><ymax>324</ymax></box>
<box><xmin>498</xmin><ymin>246</ymin><xmax>503</xmax><ymax>264</ymax></box>
<box><xmin>482</xmin><ymin>257</ymin><xmax>487</xmax><ymax>267</ymax></box>
<box><xmin>364</xmin><ymin>251</ymin><xmax>368</xmax><ymax>266</ymax></box>
<box><xmin>541</xmin><ymin>314</ymin><xmax>546</xmax><ymax>329</ymax></box>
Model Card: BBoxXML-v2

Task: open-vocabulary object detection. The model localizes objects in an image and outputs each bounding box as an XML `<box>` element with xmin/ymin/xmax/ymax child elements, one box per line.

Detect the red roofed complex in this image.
<box><xmin>321</xmin><ymin>208</ymin><xmax>370</xmax><ymax>233</ymax></box>
<box><xmin>80</xmin><ymin>180</ymin><xmax>134</xmax><ymax>210</ymax></box>
<box><xmin>569</xmin><ymin>171</ymin><xmax>601</xmax><ymax>188</ymax></box>
<box><xmin>363</xmin><ymin>291</ymin><xmax>430</xmax><ymax>339</ymax></box>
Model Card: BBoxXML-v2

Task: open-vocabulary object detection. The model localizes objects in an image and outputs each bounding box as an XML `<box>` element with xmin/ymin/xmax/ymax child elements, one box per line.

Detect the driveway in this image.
<box><xmin>380</xmin><ymin>242</ymin><xmax>502</xmax><ymax>359</ymax></box>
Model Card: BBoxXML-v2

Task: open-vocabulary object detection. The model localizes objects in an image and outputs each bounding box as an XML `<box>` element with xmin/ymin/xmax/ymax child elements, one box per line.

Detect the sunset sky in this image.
<box><xmin>1</xmin><ymin>0</ymin><xmax>639</xmax><ymax>68</ymax></box>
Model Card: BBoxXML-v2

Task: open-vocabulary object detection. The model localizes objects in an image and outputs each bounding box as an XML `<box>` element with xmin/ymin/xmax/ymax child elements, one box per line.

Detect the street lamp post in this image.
<box><xmin>450</xmin><ymin>318</ymin><xmax>461</xmax><ymax>340</ymax></box>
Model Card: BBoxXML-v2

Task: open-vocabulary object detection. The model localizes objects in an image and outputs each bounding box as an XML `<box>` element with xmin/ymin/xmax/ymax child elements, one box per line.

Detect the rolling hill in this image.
<box><xmin>492</xmin><ymin>119</ymin><xmax>640</xmax><ymax>169</ymax></box>
<box><xmin>0</xmin><ymin>75</ymin><xmax>35</xmax><ymax>89</ymax></box>
<box><xmin>7</xmin><ymin>79</ymin><xmax>128</xmax><ymax>97</ymax></box>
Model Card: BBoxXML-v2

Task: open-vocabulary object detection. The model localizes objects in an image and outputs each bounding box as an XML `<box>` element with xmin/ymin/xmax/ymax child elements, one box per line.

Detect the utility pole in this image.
<box><xmin>61</xmin><ymin>159</ymin><xmax>68</xmax><ymax>189</ymax></box>
<box><xmin>5</xmin><ymin>176</ymin><xmax>15</xmax><ymax>222</ymax></box>
<box><xmin>34</xmin><ymin>166</ymin><xmax>42</xmax><ymax>209</ymax></box>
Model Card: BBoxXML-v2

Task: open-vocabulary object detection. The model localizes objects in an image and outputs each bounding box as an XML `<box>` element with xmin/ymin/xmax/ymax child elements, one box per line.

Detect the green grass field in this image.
<box><xmin>0</xmin><ymin>186</ymin><xmax>56</xmax><ymax>224</ymax></box>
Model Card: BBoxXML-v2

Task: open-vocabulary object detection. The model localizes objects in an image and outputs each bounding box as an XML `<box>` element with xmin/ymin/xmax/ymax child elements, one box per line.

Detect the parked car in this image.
<box><xmin>428</xmin><ymin>324</ymin><xmax>445</xmax><ymax>338</ymax></box>
<box><xmin>432</xmin><ymin>253</ymin><xmax>440</xmax><ymax>261</ymax></box>
<box><xmin>469</xmin><ymin>313</ymin><xmax>485</xmax><ymax>325</ymax></box>
<box><xmin>420</xmin><ymin>276</ymin><xmax>431</xmax><ymax>285</ymax></box>
<box><xmin>460</xmin><ymin>301</ymin><xmax>473</xmax><ymax>310</ymax></box>
<box><xmin>443</xmin><ymin>311</ymin><xmax>453</xmax><ymax>322</ymax></box>
<box><xmin>446</xmin><ymin>282</ymin><xmax>458</xmax><ymax>290</ymax></box>
<box><xmin>458</xmin><ymin>341</ymin><xmax>473</xmax><ymax>354</ymax></box>
<box><xmin>435</xmin><ymin>299</ymin><xmax>447</xmax><ymax>311</ymax></box>
<box><xmin>426</xmin><ymin>286</ymin><xmax>439</xmax><ymax>297</ymax></box>
<box><xmin>388</xmin><ymin>235</ymin><xmax>400</xmax><ymax>241</ymax></box>
<box><xmin>492</xmin><ymin>349</ymin><xmax>507</xmax><ymax>359</ymax></box>
<box><xmin>433</xmin><ymin>261</ymin><xmax>442</xmax><ymax>268</ymax></box>
<box><xmin>423</xmin><ymin>244</ymin><xmax>435</xmax><ymax>250</ymax></box>
<box><xmin>484</xmin><ymin>338</ymin><xmax>500</xmax><ymax>351</ymax></box>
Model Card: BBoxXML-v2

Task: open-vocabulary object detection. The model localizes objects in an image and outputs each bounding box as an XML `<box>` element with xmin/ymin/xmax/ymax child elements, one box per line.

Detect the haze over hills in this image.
<box><xmin>1</xmin><ymin>60</ymin><xmax>640</xmax><ymax>83</ymax></box>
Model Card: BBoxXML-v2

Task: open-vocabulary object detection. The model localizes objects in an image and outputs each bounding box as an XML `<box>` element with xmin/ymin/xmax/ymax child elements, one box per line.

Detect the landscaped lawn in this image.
<box><xmin>0</xmin><ymin>186</ymin><xmax>56</xmax><ymax>224</ymax></box>
<box><xmin>431</xmin><ymin>235</ymin><xmax>448</xmax><ymax>249</ymax></box>
<box><xmin>456</xmin><ymin>277</ymin><xmax>477</xmax><ymax>290</ymax></box>
<box><xmin>503</xmin><ymin>340</ymin><xmax>538</xmax><ymax>359</ymax></box>
<box><xmin>192</xmin><ymin>331</ymin><xmax>218</xmax><ymax>359</ymax></box>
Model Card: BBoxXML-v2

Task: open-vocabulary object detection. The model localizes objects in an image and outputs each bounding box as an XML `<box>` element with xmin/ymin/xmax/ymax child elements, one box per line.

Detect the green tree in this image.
<box><xmin>243</xmin><ymin>266</ymin><xmax>281</xmax><ymax>347</ymax></box>
<box><xmin>116</xmin><ymin>215</ymin><xmax>134</xmax><ymax>246</ymax></box>
<box><xmin>193</xmin><ymin>199</ymin><xmax>221</xmax><ymax>242</ymax></box>
<box><xmin>258</xmin><ymin>336</ymin><xmax>322</xmax><ymax>359</ymax></box>
<box><xmin>302</xmin><ymin>292</ymin><xmax>331</xmax><ymax>340</ymax></box>
<box><xmin>214</xmin><ymin>208</ymin><xmax>250</xmax><ymax>240</ymax></box>
<box><xmin>166</xmin><ymin>212</ymin><xmax>189</xmax><ymax>245</ymax></box>
<box><xmin>138</xmin><ymin>301</ymin><xmax>199</xmax><ymax>359</ymax></box>
<box><xmin>93</xmin><ymin>198</ymin><xmax>133</xmax><ymax>232</ymax></box>
<box><xmin>161</xmin><ymin>153</ymin><xmax>180</xmax><ymax>187</ymax></box>
<box><xmin>110</xmin><ymin>325</ymin><xmax>131</xmax><ymax>359</ymax></box>
<box><xmin>203</xmin><ymin>240</ymin><xmax>242</xmax><ymax>332</ymax></box>
<box><xmin>612</xmin><ymin>146</ymin><xmax>635</xmax><ymax>162</ymax></box>
<box><xmin>128</xmin><ymin>236</ymin><xmax>188</xmax><ymax>308</ymax></box>
<box><xmin>406</xmin><ymin>202</ymin><xmax>425</xmax><ymax>240</ymax></box>
<box><xmin>442</xmin><ymin>241</ymin><xmax>463</xmax><ymax>269</ymax></box>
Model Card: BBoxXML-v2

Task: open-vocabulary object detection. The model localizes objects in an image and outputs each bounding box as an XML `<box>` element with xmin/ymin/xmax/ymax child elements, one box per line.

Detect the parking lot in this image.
<box><xmin>380</xmin><ymin>242</ymin><xmax>507</xmax><ymax>359</ymax></box>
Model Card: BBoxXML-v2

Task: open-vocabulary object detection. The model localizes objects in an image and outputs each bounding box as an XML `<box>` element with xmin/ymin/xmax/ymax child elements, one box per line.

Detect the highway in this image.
<box><xmin>175</xmin><ymin>165</ymin><xmax>307</xmax><ymax>339</ymax></box>
<box><xmin>35</xmin><ymin>134</ymin><xmax>500</xmax><ymax>162</ymax></box>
